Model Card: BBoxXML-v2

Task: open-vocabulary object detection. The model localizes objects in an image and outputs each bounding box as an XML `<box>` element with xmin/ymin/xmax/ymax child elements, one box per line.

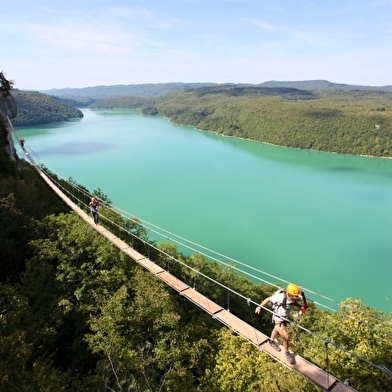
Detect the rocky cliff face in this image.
<box><xmin>0</xmin><ymin>93</ymin><xmax>18</xmax><ymax>161</ymax></box>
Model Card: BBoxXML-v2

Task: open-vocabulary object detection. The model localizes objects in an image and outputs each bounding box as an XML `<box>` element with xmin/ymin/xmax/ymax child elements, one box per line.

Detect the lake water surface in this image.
<box><xmin>15</xmin><ymin>109</ymin><xmax>392</xmax><ymax>313</ymax></box>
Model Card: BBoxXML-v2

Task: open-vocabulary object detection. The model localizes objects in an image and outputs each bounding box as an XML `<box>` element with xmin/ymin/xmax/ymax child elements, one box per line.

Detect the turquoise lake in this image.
<box><xmin>15</xmin><ymin>109</ymin><xmax>392</xmax><ymax>314</ymax></box>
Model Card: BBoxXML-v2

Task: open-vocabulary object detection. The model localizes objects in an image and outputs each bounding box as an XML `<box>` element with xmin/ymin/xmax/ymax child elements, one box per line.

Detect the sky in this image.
<box><xmin>1</xmin><ymin>0</ymin><xmax>392</xmax><ymax>90</ymax></box>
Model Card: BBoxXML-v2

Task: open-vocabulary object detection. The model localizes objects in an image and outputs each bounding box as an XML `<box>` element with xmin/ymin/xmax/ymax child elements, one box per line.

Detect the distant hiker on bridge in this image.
<box><xmin>19</xmin><ymin>138</ymin><xmax>25</xmax><ymax>148</ymax></box>
<box><xmin>255</xmin><ymin>283</ymin><xmax>308</xmax><ymax>365</ymax></box>
<box><xmin>89</xmin><ymin>197</ymin><xmax>100</xmax><ymax>225</ymax></box>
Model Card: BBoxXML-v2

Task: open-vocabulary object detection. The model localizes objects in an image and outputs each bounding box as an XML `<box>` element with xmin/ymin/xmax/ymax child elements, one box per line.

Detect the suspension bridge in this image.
<box><xmin>8</xmin><ymin>118</ymin><xmax>392</xmax><ymax>391</ymax></box>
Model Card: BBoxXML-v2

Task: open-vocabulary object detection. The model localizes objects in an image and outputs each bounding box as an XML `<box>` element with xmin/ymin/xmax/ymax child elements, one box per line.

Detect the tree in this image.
<box><xmin>85</xmin><ymin>266</ymin><xmax>213</xmax><ymax>391</ymax></box>
<box><xmin>0</xmin><ymin>193</ymin><xmax>30</xmax><ymax>280</ymax></box>
<box><xmin>0</xmin><ymin>71</ymin><xmax>14</xmax><ymax>97</ymax></box>
<box><xmin>198</xmin><ymin>328</ymin><xmax>314</xmax><ymax>392</ymax></box>
<box><xmin>0</xmin><ymin>283</ymin><xmax>68</xmax><ymax>390</ymax></box>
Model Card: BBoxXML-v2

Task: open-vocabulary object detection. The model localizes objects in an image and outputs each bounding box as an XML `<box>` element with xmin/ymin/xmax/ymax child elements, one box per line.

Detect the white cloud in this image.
<box><xmin>250</xmin><ymin>20</ymin><xmax>278</xmax><ymax>31</ymax></box>
<box><xmin>1</xmin><ymin>1</ymin><xmax>391</xmax><ymax>89</ymax></box>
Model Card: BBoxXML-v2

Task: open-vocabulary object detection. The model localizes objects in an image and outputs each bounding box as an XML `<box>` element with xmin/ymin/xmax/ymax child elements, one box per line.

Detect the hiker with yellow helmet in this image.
<box><xmin>255</xmin><ymin>283</ymin><xmax>308</xmax><ymax>365</ymax></box>
<box><xmin>89</xmin><ymin>197</ymin><xmax>100</xmax><ymax>225</ymax></box>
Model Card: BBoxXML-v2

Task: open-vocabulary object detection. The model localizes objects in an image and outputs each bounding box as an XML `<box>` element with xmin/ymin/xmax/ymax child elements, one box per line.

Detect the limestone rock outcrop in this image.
<box><xmin>0</xmin><ymin>93</ymin><xmax>18</xmax><ymax>161</ymax></box>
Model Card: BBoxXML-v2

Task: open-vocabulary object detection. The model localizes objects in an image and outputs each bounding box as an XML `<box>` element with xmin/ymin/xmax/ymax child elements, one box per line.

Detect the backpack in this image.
<box><xmin>270</xmin><ymin>288</ymin><xmax>287</xmax><ymax>313</ymax></box>
<box><xmin>270</xmin><ymin>287</ymin><xmax>300</xmax><ymax>323</ymax></box>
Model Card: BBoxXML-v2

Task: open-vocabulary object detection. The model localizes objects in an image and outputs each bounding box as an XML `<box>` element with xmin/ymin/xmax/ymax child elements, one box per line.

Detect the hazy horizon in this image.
<box><xmin>38</xmin><ymin>79</ymin><xmax>391</xmax><ymax>93</ymax></box>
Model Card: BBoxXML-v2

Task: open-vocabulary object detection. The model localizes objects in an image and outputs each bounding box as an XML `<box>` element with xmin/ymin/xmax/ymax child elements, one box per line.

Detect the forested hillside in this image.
<box><xmin>153</xmin><ymin>86</ymin><xmax>392</xmax><ymax>157</ymax></box>
<box><xmin>89</xmin><ymin>85</ymin><xmax>392</xmax><ymax>157</ymax></box>
<box><xmin>259</xmin><ymin>79</ymin><xmax>392</xmax><ymax>92</ymax></box>
<box><xmin>11</xmin><ymin>89</ymin><xmax>83</xmax><ymax>126</ymax></box>
<box><xmin>89</xmin><ymin>95</ymin><xmax>154</xmax><ymax>110</ymax></box>
<box><xmin>1</xmin><ymin>82</ymin><xmax>392</xmax><ymax>390</ymax></box>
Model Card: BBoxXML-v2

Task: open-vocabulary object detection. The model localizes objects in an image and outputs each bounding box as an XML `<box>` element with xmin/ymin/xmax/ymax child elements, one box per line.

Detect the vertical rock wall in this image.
<box><xmin>0</xmin><ymin>93</ymin><xmax>18</xmax><ymax>161</ymax></box>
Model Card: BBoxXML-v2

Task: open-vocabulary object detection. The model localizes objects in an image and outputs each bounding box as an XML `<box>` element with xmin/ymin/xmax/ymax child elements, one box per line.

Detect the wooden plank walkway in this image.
<box><xmin>26</xmin><ymin>152</ymin><xmax>357</xmax><ymax>392</ymax></box>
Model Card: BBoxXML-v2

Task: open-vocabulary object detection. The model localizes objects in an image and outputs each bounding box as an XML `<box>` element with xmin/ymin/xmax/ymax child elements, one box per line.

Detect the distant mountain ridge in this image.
<box><xmin>41</xmin><ymin>82</ymin><xmax>216</xmax><ymax>99</ymax></box>
<box><xmin>40</xmin><ymin>80</ymin><xmax>392</xmax><ymax>99</ymax></box>
<box><xmin>259</xmin><ymin>79</ymin><xmax>392</xmax><ymax>91</ymax></box>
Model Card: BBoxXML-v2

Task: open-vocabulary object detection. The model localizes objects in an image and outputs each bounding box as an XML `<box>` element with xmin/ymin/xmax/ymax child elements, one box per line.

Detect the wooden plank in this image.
<box><xmin>291</xmin><ymin>356</ymin><xmax>337</xmax><ymax>390</ymax></box>
<box><xmin>111</xmin><ymin>237</ymin><xmax>132</xmax><ymax>250</ymax></box>
<box><xmin>95</xmin><ymin>224</ymin><xmax>108</xmax><ymax>233</ymax></box>
<box><xmin>156</xmin><ymin>271</ymin><xmax>190</xmax><ymax>292</ymax></box>
<box><xmin>138</xmin><ymin>258</ymin><xmax>165</xmax><ymax>274</ymax></box>
<box><xmin>123</xmin><ymin>247</ymin><xmax>146</xmax><ymax>262</ymax></box>
<box><xmin>215</xmin><ymin>310</ymin><xmax>269</xmax><ymax>346</ymax></box>
<box><xmin>330</xmin><ymin>382</ymin><xmax>357</xmax><ymax>392</ymax></box>
<box><xmin>100</xmin><ymin>230</ymin><xmax>117</xmax><ymax>241</ymax></box>
<box><xmin>181</xmin><ymin>287</ymin><xmax>224</xmax><ymax>315</ymax></box>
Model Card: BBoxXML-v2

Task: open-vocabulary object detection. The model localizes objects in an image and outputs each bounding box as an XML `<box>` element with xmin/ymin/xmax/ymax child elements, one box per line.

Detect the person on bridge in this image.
<box><xmin>255</xmin><ymin>283</ymin><xmax>308</xmax><ymax>365</ymax></box>
<box><xmin>89</xmin><ymin>197</ymin><xmax>100</xmax><ymax>225</ymax></box>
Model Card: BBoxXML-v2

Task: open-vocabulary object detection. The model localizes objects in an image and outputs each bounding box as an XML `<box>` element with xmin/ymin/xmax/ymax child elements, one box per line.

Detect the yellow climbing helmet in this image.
<box><xmin>91</xmin><ymin>197</ymin><xmax>96</xmax><ymax>202</ymax></box>
<box><xmin>286</xmin><ymin>283</ymin><xmax>300</xmax><ymax>297</ymax></box>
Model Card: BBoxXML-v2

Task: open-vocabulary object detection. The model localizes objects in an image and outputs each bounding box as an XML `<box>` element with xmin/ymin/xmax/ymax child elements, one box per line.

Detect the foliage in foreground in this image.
<box><xmin>1</xmin><ymin>207</ymin><xmax>391</xmax><ymax>391</ymax></box>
